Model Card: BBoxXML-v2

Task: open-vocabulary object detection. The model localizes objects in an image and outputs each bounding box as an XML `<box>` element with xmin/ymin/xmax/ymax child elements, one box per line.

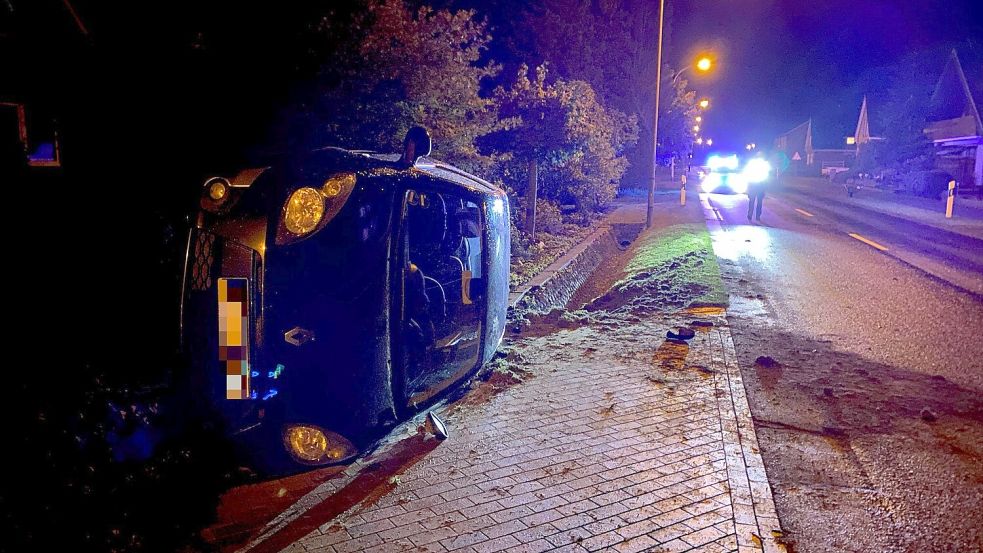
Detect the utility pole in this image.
<box><xmin>646</xmin><ymin>0</ymin><xmax>665</xmax><ymax>228</ymax></box>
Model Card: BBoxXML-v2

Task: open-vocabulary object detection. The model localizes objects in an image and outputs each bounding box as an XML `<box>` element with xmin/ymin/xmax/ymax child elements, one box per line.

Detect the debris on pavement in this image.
<box><xmin>755</xmin><ymin>355</ymin><xmax>781</xmax><ymax>369</ymax></box>
<box><xmin>667</xmin><ymin>326</ymin><xmax>696</xmax><ymax>340</ymax></box>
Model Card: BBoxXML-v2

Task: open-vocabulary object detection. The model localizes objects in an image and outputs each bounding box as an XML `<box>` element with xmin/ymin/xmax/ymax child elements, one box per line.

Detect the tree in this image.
<box><xmin>552</xmin><ymin>79</ymin><xmax>639</xmax><ymax>213</ymax></box>
<box><xmin>875</xmin><ymin>58</ymin><xmax>935</xmax><ymax>172</ymax></box>
<box><xmin>479</xmin><ymin>64</ymin><xmax>638</xmax><ymax>238</ymax></box>
<box><xmin>655</xmin><ymin>70</ymin><xmax>700</xmax><ymax>166</ymax></box>
<box><xmin>489</xmin><ymin>0</ymin><xmax>684</xmax><ymax>186</ymax></box>
<box><xmin>479</xmin><ymin>64</ymin><xmax>576</xmax><ymax>239</ymax></box>
<box><xmin>285</xmin><ymin>0</ymin><xmax>499</xmax><ymax>172</ymax></box>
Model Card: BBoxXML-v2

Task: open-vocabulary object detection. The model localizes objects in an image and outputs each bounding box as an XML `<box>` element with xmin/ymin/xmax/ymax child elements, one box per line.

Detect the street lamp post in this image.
<box><xmin>646</xmin><ymin>0</ymin><xmax>666</xmax><ymax>229</ymax></box>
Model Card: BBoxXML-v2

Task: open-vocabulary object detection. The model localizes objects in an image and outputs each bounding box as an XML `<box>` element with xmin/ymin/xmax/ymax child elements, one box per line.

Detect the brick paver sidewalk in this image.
<box><xmin>242</xmin><ymin>309</ymin><xmax>784</xmax><ymax>553</ymax></box>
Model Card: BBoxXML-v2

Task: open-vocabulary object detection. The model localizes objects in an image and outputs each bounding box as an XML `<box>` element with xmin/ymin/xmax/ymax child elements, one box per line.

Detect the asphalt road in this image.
<box><xmin>701</xmin><ymin>183</ymin><xmax>983</xmax><ymax>552</ymax></box>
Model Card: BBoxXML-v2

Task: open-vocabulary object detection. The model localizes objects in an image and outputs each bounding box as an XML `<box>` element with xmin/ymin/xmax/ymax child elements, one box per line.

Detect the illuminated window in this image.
<box><xmin>0</xmin><ymin>102</ymin><xmax>61</xmax><ymax>168</ymax></box>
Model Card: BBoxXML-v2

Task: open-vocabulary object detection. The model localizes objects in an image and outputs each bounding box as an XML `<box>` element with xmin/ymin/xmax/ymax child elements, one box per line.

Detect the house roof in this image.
<box><xmin>926</xmin><ymin>49</ymin><xmax>982</xmax><ymax>138</ymax></box>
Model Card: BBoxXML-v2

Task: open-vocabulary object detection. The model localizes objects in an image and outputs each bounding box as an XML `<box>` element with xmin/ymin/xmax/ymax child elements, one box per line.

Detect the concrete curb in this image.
<box><xmin>697</xmin><ymin>194</ymin><xmax>787</xmax><ymax>551</ymax></box>
<box><xmin>507</xmin><ymin>223</ymin><xmax>613</xmax><ymax>310</ymax></box>
<box><xmin>710</xmin><ymin>314</ymin><xmax>786</xmax><ymax>552</ymax></box>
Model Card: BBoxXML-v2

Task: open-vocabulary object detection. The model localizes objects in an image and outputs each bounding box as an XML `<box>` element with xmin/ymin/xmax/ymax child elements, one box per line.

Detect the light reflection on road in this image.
<box><xmin>700</xmin><ymin>193</ymin><xmax>773</xmax><ymax>262</ymax></box>
<box><xmin>711</xmin><ymin>224</ymin><xmax>773</xmax><ymax>262</ymax></box>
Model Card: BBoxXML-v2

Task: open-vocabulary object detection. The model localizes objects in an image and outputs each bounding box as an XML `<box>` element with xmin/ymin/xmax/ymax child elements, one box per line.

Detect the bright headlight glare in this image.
<box><xmin>283</xmin><ymin>424</ymin><xmax>357</xmax><ymax>464</ymax></box>
<box><xmin>284</xmin><ymin>187</ymin><xmax>325</xmax><ymax>235</ymax></box>
<box><xmin>708</xmin><ymin>155</ymin><xmax>739</xmax><ymax>171</ymax></box>
<box><xmin>743</xmin><ymin>159</ymin><xmax>772</xmax><ymax>183</ymax></box>
<box><xmin>729</xmin><ymin>176</ymin><xmax>748</xmax><ymax>194</ymax></box>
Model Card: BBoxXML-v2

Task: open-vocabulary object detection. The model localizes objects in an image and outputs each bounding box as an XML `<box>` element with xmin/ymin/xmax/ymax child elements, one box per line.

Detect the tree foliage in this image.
<box><xmin>286</xmin><ymin>0</ymin><xmax>642</xmax><ymax>221</ymax></box>
<box><xmin>656</xmin><ymin>71</ymin><xmax>701</xmax><ymax>164</ymax></box>
<box><xmin>480</xmin><ymin>64</ymin><xmax>638</xmax><ymax>215</ymax></box>
<box><xmin>498</xmin><ymin>0</ymin><xmax>691</xmax><ymax>185</ymax></box>
<box><xmin>289</xmin><ymin>0</ymin><xmax>499</xmax><ymax>171</ymax></box>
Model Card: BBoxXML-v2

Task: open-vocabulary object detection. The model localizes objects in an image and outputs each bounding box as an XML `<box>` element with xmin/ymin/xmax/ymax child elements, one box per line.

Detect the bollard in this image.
<box><xmin>946</xmin><ymin>179</ymin><xmax>956</xmax><ymax>218</ymax></box>
<box><xmin>680</xmin><ymin>174</ymin><xmax>687</xmax><ymax>206</ymax></box>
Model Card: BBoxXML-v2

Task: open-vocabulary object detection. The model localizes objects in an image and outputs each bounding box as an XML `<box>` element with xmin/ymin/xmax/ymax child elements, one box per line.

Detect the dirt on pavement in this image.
<box><xmin>722</xmin><ymin>260</ymin><xmax>983</xmax><ymax>553</ymax></box>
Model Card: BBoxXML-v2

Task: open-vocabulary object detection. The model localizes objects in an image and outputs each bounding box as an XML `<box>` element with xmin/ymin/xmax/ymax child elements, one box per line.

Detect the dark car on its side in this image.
<box><xmin>180</xmin><ymin>129</ymin><xmax>510</xmax><ymax>473</ymax></box>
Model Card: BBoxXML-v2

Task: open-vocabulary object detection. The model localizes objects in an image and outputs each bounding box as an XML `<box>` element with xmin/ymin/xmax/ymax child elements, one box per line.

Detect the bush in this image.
<box><xmin>534</xmin><ymin>199</ymin><xmax>564</xmax><ymax>234</ymax></box>
<box><xmin>901</xmin><ymin>170</ymin><xmax>953</xmax><ymax>199</ymax></box>
<box><xmin>514</xmin><ymin>198</ymin><xmax>564</xmax><ymax>235</ymax></box>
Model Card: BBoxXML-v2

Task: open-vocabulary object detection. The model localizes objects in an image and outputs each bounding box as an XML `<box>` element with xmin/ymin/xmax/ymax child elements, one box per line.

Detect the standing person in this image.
<box><xmin>745</xmin><ymin>156</ymin><xmax>773</xmax><ymax>222</ymax></box>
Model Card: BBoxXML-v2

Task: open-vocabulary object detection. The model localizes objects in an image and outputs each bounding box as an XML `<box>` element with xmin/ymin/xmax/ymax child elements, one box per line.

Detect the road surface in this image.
<box><xmin>702</xmin><ymin>180</ymin><xmax>983</xmax><ymax>552</ymax></box>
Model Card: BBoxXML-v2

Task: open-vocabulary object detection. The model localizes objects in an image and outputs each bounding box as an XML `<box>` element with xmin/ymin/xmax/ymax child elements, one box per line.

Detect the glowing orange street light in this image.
<box><xmin>695</xmin><ymin>116</ymin><xmax>702</xmax><ymax>123</ymax></box>
<box><xmin>699</xmin><ymin>98</ymin><xmax>710</xmax><ymax>109</ymax></box>
<box><xmin>671</xmin><ymin>54</ymin><xmax>717</xmax><ymax>85</ymax></box>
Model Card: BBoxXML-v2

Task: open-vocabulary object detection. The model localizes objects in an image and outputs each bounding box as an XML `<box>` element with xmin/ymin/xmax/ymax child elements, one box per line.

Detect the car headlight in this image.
<box><xmin>701</xmin><ymin>173</ymin><xmax>721</xmax><ymax>192</ymax></box>
<box><xmin>208</xmin><ymin>180</ymin><xmax>228</xmax><ymax>201</ymax></box>
<box><xmin>201</xmin><ymin>177</ymin><xmax>233</xmax><ymax>212</ymax></box>
<box><xmin>743</xmin><ymin>159</ymin><xmax>772</xmax><ymax>183</ymax></box>
<box><xmin>277</xmin><ymin>173</ymin><xmax>358</xmax><ymax>245</ymax></box>
<box><xmin>284</xmin><ymin>187</ymin><xmax>325</xmax><ymax>235</ymax></box>
<box><xmin>729</xmin><ymin>175</ymin><xmax>748</xmax><ymax>194</ymax></box>
<box><xmin>283</xmin><ymin>424</ymin><xmax>357</xmax><ymax>465</ymax></box>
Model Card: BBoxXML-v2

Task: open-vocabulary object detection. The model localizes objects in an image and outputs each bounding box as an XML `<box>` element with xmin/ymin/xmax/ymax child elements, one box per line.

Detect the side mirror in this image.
<box><xmin>400</xmin><ymin>126</ymin><xmax>432</xmax><ymax>166</ymax></box>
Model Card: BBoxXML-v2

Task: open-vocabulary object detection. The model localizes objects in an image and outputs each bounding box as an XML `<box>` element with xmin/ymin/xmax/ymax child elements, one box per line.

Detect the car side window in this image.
<box><xmin>401</xmin><ymin>187</ymin><xmax>485</xmax><ymax>394</ymax></box>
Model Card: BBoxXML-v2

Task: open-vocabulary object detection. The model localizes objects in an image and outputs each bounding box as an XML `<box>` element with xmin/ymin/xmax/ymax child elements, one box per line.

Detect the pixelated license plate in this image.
<box><xmin>218</xmin><ymin>278</ymin><xmax>250</xmax><ymax>399</ymax></box>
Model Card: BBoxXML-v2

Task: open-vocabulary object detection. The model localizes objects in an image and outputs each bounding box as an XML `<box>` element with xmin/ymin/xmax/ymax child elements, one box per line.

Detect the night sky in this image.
<box><xmin>670</xmin><ymin>0</ymin><xmax>983</xmax><ymax>150</ymax></box>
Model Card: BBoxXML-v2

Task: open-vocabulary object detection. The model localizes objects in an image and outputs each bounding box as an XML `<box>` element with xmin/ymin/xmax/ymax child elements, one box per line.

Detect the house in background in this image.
<box><xmin>924</xmin><ymin>49</ymin><xmax>982</xmax><ymax>189</ymax></box>
<box><xmin>774</xmin><ymin>119</ymin><xmax>813</xmax><ymax>173</ymax></box>
<box><xmin>775</xmin><ymin>118</ymin><xmax>856</xmax><ymax>176</ymax></box>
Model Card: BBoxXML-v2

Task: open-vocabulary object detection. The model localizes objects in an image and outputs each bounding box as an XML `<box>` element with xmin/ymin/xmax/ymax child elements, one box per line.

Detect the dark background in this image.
<box><xmin>2</xmin><ymin>1</ymin><xmax>981</xmax><ymax>550</ymax></box>
<box><xmin>671</xmin><ymin>0</ymin><xmax>983</xmax><ymax>149</ymax></box>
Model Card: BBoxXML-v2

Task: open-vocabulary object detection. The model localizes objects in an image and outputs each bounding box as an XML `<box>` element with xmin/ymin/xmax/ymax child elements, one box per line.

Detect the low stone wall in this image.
<box><xmin>508</xmin><ymin>223</ymin><xmax>642</xmax><ymax>316</ymax></box>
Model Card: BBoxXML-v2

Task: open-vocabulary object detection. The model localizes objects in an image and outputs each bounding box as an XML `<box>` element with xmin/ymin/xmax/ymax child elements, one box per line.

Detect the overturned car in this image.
<box><xmin>180</xmin><ymin>128</ymin><xmax>510</xmax><ymax>472</ymax></box>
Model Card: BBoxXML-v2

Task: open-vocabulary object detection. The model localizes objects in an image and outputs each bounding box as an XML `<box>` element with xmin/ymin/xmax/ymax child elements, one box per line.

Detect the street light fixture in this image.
<box><xmin>693</xmin><ymin>125</ymin><xmax>700</xmax><ymax>132</ymax></box>
<box><xmin>699</xmin><ymin>98</ymin><xmax>710</xmax><ymax>109</ymax></box>
<box><xmin>696</xmin><ymin>137</ymin><xmax>703</xmax><ymax>145</ymax></box>
<box><xmin>695</xmin><ymin>116</ymin><xmax>702</xmax><ymax>123</ymax></box>
<box><xmin>670</xmin><ymin>55</ymin><xmax>715</xmax><ymax>85</ymax></box>
<box><xmin>706</xmin><ymin>138</ymin><xmax>713</xmax><ymax>146</ymax></box>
